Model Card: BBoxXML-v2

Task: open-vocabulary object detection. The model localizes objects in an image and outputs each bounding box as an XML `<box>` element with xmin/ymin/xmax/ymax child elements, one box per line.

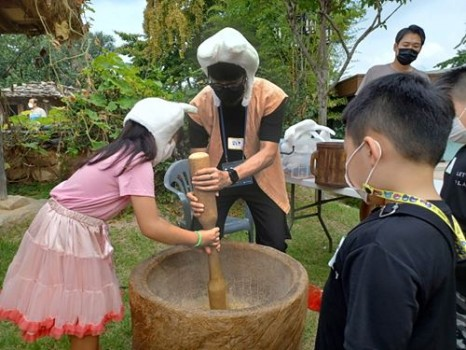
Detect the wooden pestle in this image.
<box><xmin>188</xmin><ymin>152</ymin><xmax>227</xmax><ymax>310</ymax></box>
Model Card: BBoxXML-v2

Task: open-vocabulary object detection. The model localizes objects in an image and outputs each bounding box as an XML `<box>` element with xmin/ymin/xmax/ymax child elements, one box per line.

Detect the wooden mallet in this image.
<box><xmin>188</xmin><ymin>152</ymin><xmax>227</xmax><ymax>310</ymax></box>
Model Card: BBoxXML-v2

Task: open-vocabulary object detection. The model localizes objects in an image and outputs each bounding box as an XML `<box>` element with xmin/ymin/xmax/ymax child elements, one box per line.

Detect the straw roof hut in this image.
<box><xmin>1</xmin><ymin>81</ymin><xmax>75</xmax><ymax>117</ymax></box>
<box><xmin>0</xmin><ymin>0</ymin><xmax>88</xmax><ymax>199</ymax></box>
<box><xmin>0</xmin><ymin>0</ymin><xmax>88</xmax><ymax>42</ymax></box>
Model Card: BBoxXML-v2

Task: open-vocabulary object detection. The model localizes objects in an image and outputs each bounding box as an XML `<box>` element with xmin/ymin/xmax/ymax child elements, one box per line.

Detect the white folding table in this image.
<box><xmin>286</xmin><ymin>175</ymin><xmax>444</xmax><ymax>252</ymax></box>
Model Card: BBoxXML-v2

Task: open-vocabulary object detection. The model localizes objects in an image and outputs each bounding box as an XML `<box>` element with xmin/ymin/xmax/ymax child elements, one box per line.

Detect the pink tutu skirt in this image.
<box><xmin>0</xmin><ymin>199</ymin><xmax>124</xmax><ymax>342</ymax></box>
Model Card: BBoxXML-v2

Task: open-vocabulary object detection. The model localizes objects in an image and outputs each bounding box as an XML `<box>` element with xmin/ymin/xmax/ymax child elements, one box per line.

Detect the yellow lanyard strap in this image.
<box><xmin>364</xmin><ymin>184</ymin><xmax>466</xmax><ymax>261</ymax></box>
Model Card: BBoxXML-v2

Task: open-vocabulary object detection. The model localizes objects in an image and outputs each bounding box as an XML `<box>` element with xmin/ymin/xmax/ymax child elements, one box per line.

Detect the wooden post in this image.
<box><xmin>0</xmin><ymin>100</ymin><xmax>8</xmax><ymax>200</ymax></box>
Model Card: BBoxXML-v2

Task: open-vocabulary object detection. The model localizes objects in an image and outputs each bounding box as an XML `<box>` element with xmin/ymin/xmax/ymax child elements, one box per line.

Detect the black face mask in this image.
<box><xmin>212</xmin><ymin>85</ymin><xmax>245</xmax><ymax>107</ymax></box>
<box><xmin>210</xmin><ymin>76</ymin><xmax>246</xmax><ymax>107</ymax></box>
<box><xmin>396</xmin><ymin>48</ymin><xmax>419</xmax><ymax>66</ymax></box>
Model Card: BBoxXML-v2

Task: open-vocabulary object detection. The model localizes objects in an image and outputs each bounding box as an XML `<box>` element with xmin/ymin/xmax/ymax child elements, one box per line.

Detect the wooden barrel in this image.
<box><xmin>310</xmin><ymin>141</ymin><xmax>347</xmax><ymax>188</ymax></box>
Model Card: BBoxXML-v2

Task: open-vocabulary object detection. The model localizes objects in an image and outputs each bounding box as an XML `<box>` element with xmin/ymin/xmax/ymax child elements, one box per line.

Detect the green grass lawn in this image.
<box><xmin>0</xmin><ymin>184</ymin><xmax>360</xmax><ymax>349</ymax></box>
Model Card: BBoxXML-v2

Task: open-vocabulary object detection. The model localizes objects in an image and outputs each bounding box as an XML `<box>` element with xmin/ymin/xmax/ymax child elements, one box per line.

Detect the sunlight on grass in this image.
<box><xmin>0</xmin><ymin>185</ymin><xmax>360</xmax><ymax>349</ymax></box>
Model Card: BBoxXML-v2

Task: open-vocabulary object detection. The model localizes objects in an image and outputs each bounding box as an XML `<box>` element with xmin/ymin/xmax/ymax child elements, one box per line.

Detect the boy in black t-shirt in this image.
<box><xmin>315</xmin><ymin>73</ymin><xmax>457</xmax><ymax>349</ymax></box>
<box><xmin>436</xmin><ymin>66</ymin><xmax>466</xmax><ymax>349</ymax></box>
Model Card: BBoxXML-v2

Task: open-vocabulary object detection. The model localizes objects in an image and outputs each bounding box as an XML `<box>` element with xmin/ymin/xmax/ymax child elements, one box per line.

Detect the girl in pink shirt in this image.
<box><xmin>0</xmin><ymin>98</ymin><xmax>221</xmax><ymax>350</ymax></box>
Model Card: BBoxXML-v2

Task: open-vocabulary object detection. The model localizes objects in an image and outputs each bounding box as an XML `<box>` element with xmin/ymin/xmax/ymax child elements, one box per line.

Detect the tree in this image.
<box><xmin>0</xmin><ymin>32</ymin><xmax>115</xmax><ymax>88</ymax></box>
<box><xmin>284</xmin><ymin>0</ymin><xmax>409</xmax><ymax>125</ymax></box>
<box><xmin>3</xmin><ymin>52</ymin><xmax>173</xmax><ymax>187</ymax></box>
<box><xmin>144</xmin><ymin>0</ymin><xmax>208</xmax><ymax>60</ymax></box>
<box><xmin>0</xmin><ymin>0</ymin><xmax>91</xmax><ymax>200</ymax></box>
<box><xmin>142</xmin><ymin>0</ymin><xmax>312</xmax><ymax>113</ymax></box>
<box><xmin>202</xmin><ymin>0</ymin><xmax>318</xmax><ymax>126</ymax></box>
<box><xmin>436</xmin><ymin>32</ymin><xmax>466</xmax><ymax>69</ymax></box>
<box><xmin>0</xmin><ymin>31</ymin><xmax>115</xmax><ymax>199</ymax></box>
<box><xmin>0</xmin><ymin>101</ymin><xmax>6</xmax><ymax>199</ymax></box>
<box><xmin>141</xmin><ymin>0</ymin><xmax>410</xmax><ymax>126</ymax></box>
<box><xmin>143</xmin><ymin>0</ymin><xmax>218</xmax><ymax>93</ymax></box>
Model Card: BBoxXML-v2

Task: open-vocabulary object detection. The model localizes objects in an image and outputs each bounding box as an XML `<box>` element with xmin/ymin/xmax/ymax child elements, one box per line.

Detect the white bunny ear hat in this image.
<box><xmin>123</xmin><ymin>97</ymin><xmax>197</xmax><ymax>163</ymax></box>
<box><xmin>197</xmin><ymin>27</ymin><xmax>260</xmax><ymax>107</ymax></box>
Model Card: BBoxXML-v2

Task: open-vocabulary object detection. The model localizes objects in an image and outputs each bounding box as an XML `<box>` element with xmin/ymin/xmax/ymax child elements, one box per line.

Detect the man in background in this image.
<box><xmin>356</xmin><ymin>24</ymin><xmax>429</xmax><ymax>94</ymax></box>
<box><xmin>356</xmin><ymin>25</ymin><xmax>430</xmax><ymax>220</ymax></box>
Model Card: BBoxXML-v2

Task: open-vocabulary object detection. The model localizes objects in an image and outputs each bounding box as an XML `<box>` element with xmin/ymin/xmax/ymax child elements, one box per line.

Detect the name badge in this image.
<box><xmin>445</xmin><ymin>157</ymin><xmax>456</xmax><ymax>175</ymax></box>
<box><xmin>328</xmin><ymin>236</ymin><xmax>346</xmax><ymax>279</ymax></box>
<box><xmin>228</xmin><ymin>137</ymin><xmax>244</xmax><ymax>151</ymax></box>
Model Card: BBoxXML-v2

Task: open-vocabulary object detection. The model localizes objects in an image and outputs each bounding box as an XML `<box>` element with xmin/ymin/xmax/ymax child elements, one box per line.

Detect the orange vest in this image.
<box><xmin>189</xmin><ymin>78</ymin><xmax>290</xmax><ymax>213</ymax></box>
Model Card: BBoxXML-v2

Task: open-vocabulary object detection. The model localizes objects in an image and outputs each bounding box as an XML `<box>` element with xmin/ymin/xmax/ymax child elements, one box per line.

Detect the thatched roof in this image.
<box><xmin>0</xmin><ymin>0</ymin><xmax>88</xmax><ymax>41</ymax></box>
<box><xmin>1</xmin><ymin>81</ymin><xmax>75</xmax><ymax>99</ymax></box>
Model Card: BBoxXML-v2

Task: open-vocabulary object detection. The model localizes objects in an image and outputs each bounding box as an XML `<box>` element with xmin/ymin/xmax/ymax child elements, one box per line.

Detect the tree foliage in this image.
<box><xmin>144</xmin><ymin>0</ymin><xmax>207</xmax><ymax>60</ymax></box>
<box><xmin>284</xmin><ymin>0</ymin><xmax>410</xmax><ymax>125</ymax></box>
<box><xmin>141</xmin><ymin>0</ymin><xmax>411</xmax><ymax>126</ymax></box>
<box><xmin>0</xmin><ymin>31</ymin><xmax>116</xmax><ymax>196</ymax></box>
<box><xmin>142</xmin><ymin>0</ymin><xmax>309</xmax><ymax>121</ymax></box>
<box><xmin>436</xmin><ymin>32</ymin><xmax>466</xmax><ymax>69</ymax></box>
<box><xmin>3</xmin><ymin>52</ymin><xmax>173</xmax><ymax>182</ymax></box>
<box><xmin>0</xmin><ymin>32</ymin><xmax>115</xmax><ymax>88</ymax></box>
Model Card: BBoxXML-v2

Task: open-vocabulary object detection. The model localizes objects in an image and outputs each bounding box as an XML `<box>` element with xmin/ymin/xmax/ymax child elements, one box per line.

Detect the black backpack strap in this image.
<box><xmin>362</xmin><ymin>203</ymin><xmax>466</xmax><ymax>293</ymax></box>
<box><xmin>364</xmin><ymin>203</ymin><xmax>456</xmax><ymax>257</ymax></box>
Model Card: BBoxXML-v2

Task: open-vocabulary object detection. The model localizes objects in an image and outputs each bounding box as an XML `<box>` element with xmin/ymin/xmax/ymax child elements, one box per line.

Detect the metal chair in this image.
<box><xmin>163</xmin><ymin>159</ymin><xmax>255</xmax><ymax>243</ymax></box>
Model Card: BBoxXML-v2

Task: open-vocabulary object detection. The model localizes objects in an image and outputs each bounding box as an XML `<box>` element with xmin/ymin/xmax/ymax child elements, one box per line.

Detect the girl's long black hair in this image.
<box><xmin>81</xmin><ymin>120</ymin><xmax>157</xmax><ymax>176</ymax></box>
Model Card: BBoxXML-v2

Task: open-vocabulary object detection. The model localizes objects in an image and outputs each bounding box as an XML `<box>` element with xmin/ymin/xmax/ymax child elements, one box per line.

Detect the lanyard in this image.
<box><xmin>218</xmin><ymin>106</ymin><xmax>248</xmax><ymax>163</ymax></box>
<box><xmin>364</xmin><ymin>184</ymin><xmax>466</xmax><ymax>260</ymax></box>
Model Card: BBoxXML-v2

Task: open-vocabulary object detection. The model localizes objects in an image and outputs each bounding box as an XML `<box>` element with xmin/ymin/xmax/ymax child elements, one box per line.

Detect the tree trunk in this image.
<box><xmin>317</xmin><ymin>0</ymin><xmax>329</xmax><ymax>126</ymax></box>
<box><xmin>0</xmin><ymin>102</ymin><xmax>7</xmax><ymax>200</ymax></box>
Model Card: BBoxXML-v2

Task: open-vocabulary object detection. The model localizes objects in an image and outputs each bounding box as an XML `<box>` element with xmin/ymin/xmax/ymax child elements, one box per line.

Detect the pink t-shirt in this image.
<box><xmin>51</xmin><ymin>152</ymin><xmax>155</xmax><ymax>221</ymax></box>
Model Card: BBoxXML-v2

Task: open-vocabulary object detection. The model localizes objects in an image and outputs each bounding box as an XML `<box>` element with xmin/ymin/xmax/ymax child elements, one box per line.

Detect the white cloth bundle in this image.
<box><xmin>280</xmin><ymin>119</ymin><xmax>336</xmax><ymax>175</ymax></box>
<box><xmin>281</xmin><ymin>119</ymin><xmax>335</xmax><ymax>154</ymax></box>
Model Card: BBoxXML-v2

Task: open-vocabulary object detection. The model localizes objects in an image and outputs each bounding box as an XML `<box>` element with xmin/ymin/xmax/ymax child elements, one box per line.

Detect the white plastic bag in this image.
<box><xmin>280</xmin><ymin>119</ymin><xmax>335</xmax><ymax>178</ymax></box>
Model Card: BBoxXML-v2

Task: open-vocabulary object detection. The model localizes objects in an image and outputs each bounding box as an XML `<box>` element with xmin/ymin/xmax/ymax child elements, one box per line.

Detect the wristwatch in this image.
<box><xmin>227</xmin><ymin>168</ymin><xmax>239</xmax><ymax>185</ymax></box>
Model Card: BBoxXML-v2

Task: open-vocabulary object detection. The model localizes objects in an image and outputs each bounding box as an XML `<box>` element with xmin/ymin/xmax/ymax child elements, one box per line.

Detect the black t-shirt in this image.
<box><xmin>441</xmin><ymin>145</ymin><xmax>466</xmax><ymax>294</ymax></box>
<box><xmin>315</xmin><ymin>202</ymin><xmax>456</xmax><ymax>350</ymax></box>
<box><xmin>441</xmin><ymin>145</ymin><xmax>466</xmax><ymax>233</ymax></box>
<box><xmin>188</xmin><ymin>100</ymin><xmax>286</xmax><ymax>166</ymax></box>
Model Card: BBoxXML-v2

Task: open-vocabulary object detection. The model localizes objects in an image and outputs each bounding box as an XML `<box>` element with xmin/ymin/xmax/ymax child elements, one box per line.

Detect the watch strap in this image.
<box><xmin>227</xmin><ymin>168</ymin><xmax>239</xmax><ymax>184</ymax></box>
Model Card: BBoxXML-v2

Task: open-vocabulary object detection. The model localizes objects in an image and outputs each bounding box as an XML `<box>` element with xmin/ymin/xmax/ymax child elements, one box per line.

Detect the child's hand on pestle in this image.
<box><xmin>196</xmin><ymin>228</ymin><xmax>221</xmax><ymax>254</ymax></box>
<box><xmin>187</xmin><ymin>192</ymin><xmax>219</xmax><ymax>217</ymax></box>
<box><xmin>187</xmin><ymin>192</ymin><xmax>203</xmax><ymax>217</ymax></box>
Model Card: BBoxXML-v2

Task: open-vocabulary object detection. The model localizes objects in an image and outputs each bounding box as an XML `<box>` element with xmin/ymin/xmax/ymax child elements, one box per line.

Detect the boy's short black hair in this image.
<box><xmin>395</xmin><ymin>25</ymin><xmax>426</xmax><ymax>46</ymax></box>
<box><xmin>207</xmin><ymin>62</ymin><xmax>246</xmax><ymax>81</ymax></box>
<box><xmin>434</xmin><ymin>65</ymin><xmax>466</xmax><ymax>103</ymax></box>
<box><xmin>343</xmin><ymin>73</ymin><xmax>454</xmax><ymax>166</ymax></box>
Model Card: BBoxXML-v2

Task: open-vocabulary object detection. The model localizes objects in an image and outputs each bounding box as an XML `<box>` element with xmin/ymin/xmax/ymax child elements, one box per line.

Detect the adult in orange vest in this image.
<box><xmin>187</xmin><ymin>27</ymin><xmax>291</xmax><ymax>252</ymax></box>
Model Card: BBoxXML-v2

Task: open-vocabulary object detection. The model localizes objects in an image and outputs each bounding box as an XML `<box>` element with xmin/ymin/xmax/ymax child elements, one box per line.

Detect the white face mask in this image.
<box><xmin>28</xmin><ymin>103</ymin><xmax>33</xmax><ymax>109</ymax></box>
<box><xmin>153</xmin><ymin>139</ymin><xmax>176</xmax><ymax>166</ymax></box>
<box><xmin>449</xmin><ymin>107</ymin><xmax>466</xmax><ymax>144</ymax></box>
<box><xmin>344</xmin><ymin>140</ymin><xmax>382</xmax><ymax>203</ymax></box>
